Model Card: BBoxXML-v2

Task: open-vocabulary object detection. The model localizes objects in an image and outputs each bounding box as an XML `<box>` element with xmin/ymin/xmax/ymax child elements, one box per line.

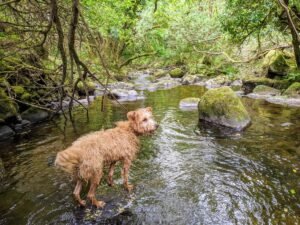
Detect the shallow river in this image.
<box><xmin>0</xmin><ymin>84</ymin><xmax>299</xmax><ymax>225</ymax></box>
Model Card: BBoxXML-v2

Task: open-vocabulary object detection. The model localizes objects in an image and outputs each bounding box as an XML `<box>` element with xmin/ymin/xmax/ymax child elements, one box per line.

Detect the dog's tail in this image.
<box><xmin>54</xmin><ymin>147</ymin><xmax>81</xmax><ymax>174</ymax></box>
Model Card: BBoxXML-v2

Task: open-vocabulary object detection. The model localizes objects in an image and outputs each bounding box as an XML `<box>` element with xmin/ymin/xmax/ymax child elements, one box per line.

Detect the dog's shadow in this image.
<box><xmin>73</xmin><ymin>191</ymin><xmax>138</xmax><ymax>224</ymax></box>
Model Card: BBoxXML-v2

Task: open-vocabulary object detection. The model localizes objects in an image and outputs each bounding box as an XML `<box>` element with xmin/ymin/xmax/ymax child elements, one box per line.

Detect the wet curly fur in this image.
<box><xmin>55</xmin><ymin>107</ymin><xmax>158</xmax><ymax>208</ymax></box>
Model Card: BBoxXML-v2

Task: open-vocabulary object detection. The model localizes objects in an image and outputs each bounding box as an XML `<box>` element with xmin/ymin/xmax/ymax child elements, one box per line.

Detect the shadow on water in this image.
<box><xmin>0</xmin><ymin>85</ymin><xmax>300</xmax><ymax>224</ymax></box>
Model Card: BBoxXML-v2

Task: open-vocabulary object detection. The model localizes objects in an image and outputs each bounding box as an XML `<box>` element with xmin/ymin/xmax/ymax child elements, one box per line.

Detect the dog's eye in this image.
<box><xmin>143</xmin><ymin>118</ymin><xmax>148</xmax><ymax>122</ymax></box>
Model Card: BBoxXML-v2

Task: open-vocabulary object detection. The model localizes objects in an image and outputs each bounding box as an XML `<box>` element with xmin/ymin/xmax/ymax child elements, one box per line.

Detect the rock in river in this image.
<box><xmin>182</xmin><ymin>75</ymin><xmax>200</xmax><ymax>85</ymax></box>
<box><xmin>21</xmin><ymin>107</ymin><xmax>50</xmax><ymax>124</ymax></box>
<box><xmin>198</xmin><ymin>87</ymin><xmax>251</xmax><ymax>131</ymax></box>
<box><xmin>179</xmin><ymin>97</ymin><xmax>200</xmax><ymax>109</ymax></box>
<box><xmin>0</xmin><ymin>125</ymin><xmax>15</xmax><ymax>141</ymax></box>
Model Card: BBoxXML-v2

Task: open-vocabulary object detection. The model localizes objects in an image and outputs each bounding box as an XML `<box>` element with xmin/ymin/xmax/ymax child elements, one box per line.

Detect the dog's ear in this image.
<box><xmin>127</xmin><ymin>111</ymin><xmax>136</xmax><ymax>121</ymax></box>
<box><xmin>146</xmin><ymin>107</ymin><xmax>152</xmax><ymax>112</ymax></box>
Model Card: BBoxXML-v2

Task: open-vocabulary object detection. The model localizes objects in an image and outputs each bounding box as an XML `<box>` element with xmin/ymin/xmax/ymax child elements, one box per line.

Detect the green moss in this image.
<box><xmin>283</xmin><ymin>82</ymin><xmax>300</xmax><ymax>97</ymax></box>
<box><xmin>0</xmin><ymin>88</ymin><xmax>18</xmax><ymax>121</ymax></box>
<box><xmin>21</xmin><ymin>92</ymin><xmax>32</xmax><ymax>101</ymax></box>
<box><xmin>198</xmin><ymin>87</ymin><xmax>250</xmax><ymax>130</ymax></box>
<box><xmin>243</xmin><ymin>77</ymin><xmax>290</xmax><ymax>90</ymax></box>
<box><xmin>263</xmin><ymin>50</ymin><xmax>289</xmax><ymax>74</ymax></box>
<box><xmin>77</xmin><ymin>80</ymin><xmax>96</xmax><ymax>92</ymax></box>
<box><xmin>11</xmin><ymin>86</ymin><xmax>25</xmax><ymax>95</ymax></box>
<box><xmin>169</xmin><ymin>68</ymin><xmax>184</xmax><ymax>78</ymax></box>
<box><xmin>0</xmin><ymin>78</ymin><xmax>9</xmax><ymax>88</ymax></box>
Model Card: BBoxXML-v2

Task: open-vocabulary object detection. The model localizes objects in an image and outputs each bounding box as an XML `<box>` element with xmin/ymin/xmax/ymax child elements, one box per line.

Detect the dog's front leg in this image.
<box><xmin>122</xmin><ymin>158</ymin><xmax>134</xmax><ymax>192</ymax></box>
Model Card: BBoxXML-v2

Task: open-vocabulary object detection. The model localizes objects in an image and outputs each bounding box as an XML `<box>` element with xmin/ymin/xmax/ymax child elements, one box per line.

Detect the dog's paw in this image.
<box><xmin>125</xmin><ymin>184</ymin><xmax>134</xmax><ymax>192</ymax></box>
<box><xmin>78</xmin><ymin>200</ymin><xmax>86</xmax><ymax>207</ymax></box>
<box><xmin>107</xmin><ymin>179</ymin><xmax>115</xmax><ymax>187</ymax></box>
<box><xmin>94</xmin><ymin>200</ymin><xmax>106</xmax><ymax>208</ymax></box>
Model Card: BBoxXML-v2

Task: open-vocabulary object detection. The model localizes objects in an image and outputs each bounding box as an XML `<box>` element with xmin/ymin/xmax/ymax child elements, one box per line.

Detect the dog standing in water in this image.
<box><xmin>55</xmin><ymin>107</ymin><xmax>158</xmax><ymax>208</ymax></box>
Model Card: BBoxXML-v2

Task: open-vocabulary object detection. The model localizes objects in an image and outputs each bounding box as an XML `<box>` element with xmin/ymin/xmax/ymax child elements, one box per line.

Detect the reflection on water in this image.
<box><xmin>0</xmin><ymin>85</ymin><xmax>299</xmax><ymax>225</ymax></box>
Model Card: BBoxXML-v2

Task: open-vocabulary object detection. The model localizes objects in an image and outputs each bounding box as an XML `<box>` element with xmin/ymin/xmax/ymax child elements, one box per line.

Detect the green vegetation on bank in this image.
<box><xmin>0</xmin><ymin>0</ymin><xmax>300</xmax><ymax>125</ymax></box>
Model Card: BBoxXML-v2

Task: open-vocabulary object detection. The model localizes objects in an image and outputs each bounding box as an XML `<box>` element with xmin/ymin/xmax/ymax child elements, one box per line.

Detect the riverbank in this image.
<box><xmin>1</xmin><ymin>67</ymin><xmax>300</xmax><ymax>142</ymax></box>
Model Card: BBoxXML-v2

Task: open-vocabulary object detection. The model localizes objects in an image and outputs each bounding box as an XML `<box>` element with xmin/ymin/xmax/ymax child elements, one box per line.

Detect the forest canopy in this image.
<box><xmin>0</xmin><ymin>0</ymin><xmax>300</xmax><ymax>116</ymax></box>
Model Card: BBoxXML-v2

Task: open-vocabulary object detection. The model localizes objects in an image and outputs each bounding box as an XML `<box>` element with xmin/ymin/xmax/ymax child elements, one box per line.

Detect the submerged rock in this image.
<box><xmin>0</xmin><ymin>125</ymin><xmax>15</xmax><ymax>141</ymax></box>
<box><xmin>198</xmin><ymin>87</ymin><xmax>251</xmax><ymax>130</ymax></box>
<box><xmin>283</xmin><ymin>82</ymin><xmax>300</xmax><ymax>98</ymax></box>
<box><xmin>169</xmin><ymin>68</ymin><xmax>184</xmax><ymax>78</ymax></box>
<box><xmin>265</xmin><ymin>96</ymin><xmax>300</xmax><ymax>107</ymax></box>
<box><xmin>21</xmin><ymin>107</ymin><xmax>50</xmax><ymax>123</ymax></box>
<box><xmin>179</xmin><ymin>97</ymin><xmax>200</xmax><ymax>109</ymax></box>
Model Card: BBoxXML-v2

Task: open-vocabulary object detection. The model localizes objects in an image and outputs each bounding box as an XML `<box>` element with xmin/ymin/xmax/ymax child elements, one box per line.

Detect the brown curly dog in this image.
<box><xmin>55</xmin><ymin>107</ymin><xmax>158</xmax><ymax>208</ymax></box>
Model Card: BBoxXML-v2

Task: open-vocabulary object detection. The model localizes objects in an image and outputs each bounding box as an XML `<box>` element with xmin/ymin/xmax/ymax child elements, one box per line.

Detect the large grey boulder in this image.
<box><xmin>21</xmin><ymin>108</ymin><xmax>49</xmax><ymax>124</ymax></box>
<box><xmin>198</xmin><ymin>87</ymin><xmax>251</xmax><ymax>131</ymax></box>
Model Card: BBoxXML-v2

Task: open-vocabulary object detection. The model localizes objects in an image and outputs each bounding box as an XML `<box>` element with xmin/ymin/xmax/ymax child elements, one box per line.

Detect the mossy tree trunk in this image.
<box><xmin>281</xmin><ymin>0</ymin><xmax>300</xmax><ymax>69</ymax></box>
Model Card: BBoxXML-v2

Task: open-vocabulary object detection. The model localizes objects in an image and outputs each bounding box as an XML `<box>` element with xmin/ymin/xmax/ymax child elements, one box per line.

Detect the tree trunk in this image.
<box><xmin>281</xmin><ymin>0</ymin><xmax>300</xmax><ymax>68</ymax></box>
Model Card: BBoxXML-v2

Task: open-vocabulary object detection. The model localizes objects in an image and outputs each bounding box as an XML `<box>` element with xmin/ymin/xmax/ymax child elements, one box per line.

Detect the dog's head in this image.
<box><xmin>127</xmin><ymin>107</ymin><xmax>159</xmax><ymax>135</ymax></box>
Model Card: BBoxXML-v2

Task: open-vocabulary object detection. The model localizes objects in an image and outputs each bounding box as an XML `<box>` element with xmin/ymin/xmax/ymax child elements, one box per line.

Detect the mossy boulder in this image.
<box><xmin>169</xmin><ymin>68</ymin><xmax>184</xmax><ymax>78</ymax></box>
<box><xmin>263</xmin><ymin>50</ymin><xmax>292</xmax><ymax>77</ymax></box>
<box><xmin>242</xmin><ymin>77</ymin><xmax>290</xmax><ymax>94</ymax></box>
<box><xmin>198</xmin><ymin>87</ymin><xmax>251</xmax><ymax>131</ymax></box>
<box><xmin>252</xmin><ymin>85</ymin><xmax>281</xmax><ymax>96</ymax></box>
<box><xmin>21</xmin><ymin>107</ymin><xmax>49</xmax><ymax>124</ymax></box>
<box><xmin>0</xmin><ymin>89</ymin><xmax>18</xmax><ymax>122</ymax></box>
<box><xmin>77</xmin><ymin>80</ymin><xmax>96</xmax><ymax>95</ymax></box>
<box><xmin>283</xmin><ymin>82</ymin><xmax>300</xmax><ymax>97</ymax></box>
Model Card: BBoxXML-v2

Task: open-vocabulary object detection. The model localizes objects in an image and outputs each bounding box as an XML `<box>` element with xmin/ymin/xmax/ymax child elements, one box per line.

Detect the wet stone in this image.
<box><xmin>0</xmin><ymin>125</ymin><xmax>15</xmax><ymax>141</ymax></box>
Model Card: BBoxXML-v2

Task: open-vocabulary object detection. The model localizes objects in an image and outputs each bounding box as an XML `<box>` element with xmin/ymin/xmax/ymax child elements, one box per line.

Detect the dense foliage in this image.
<box><xmin>0</xmin><ymin>0</ymin><xmax>299</xmax><ymax>115</ymax></box>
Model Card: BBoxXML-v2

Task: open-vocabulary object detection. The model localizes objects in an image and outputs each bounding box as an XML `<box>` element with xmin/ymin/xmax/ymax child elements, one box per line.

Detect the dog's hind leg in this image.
<box><xmin>73</xmin><ymin>179</ymin><xmax>86</xmax><ymax>206</ymax></box>
<box><xmin>87</xmin><ymin>173</ymin><xmax>105</xmax><ymax>208</ymax></box>
<box><xmin>122</xmin><ymin>158</ymin><xmax>134</xmax><ymax>192</ymax></box>
<box><xmin>107</xmin><ymin>162</ymin><xmax>116</xmax><ymax>186</ymax></box>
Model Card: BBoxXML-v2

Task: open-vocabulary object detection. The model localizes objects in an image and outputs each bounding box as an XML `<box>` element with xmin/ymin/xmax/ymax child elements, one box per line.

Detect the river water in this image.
<box><xmin>0</xmin><ymin>83</ymin><xmax>299</xmax><ymax>224</ymax></box>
